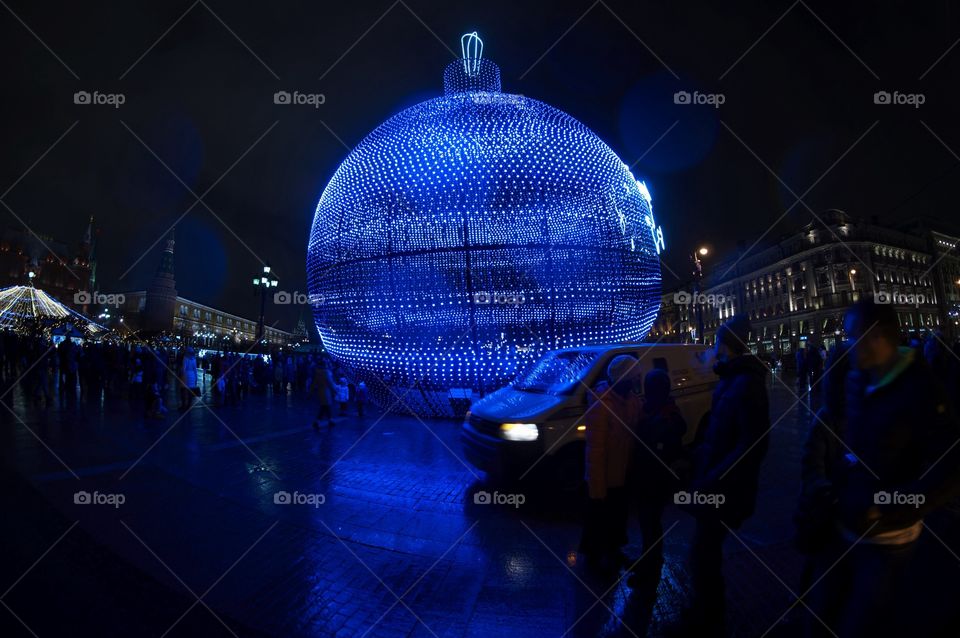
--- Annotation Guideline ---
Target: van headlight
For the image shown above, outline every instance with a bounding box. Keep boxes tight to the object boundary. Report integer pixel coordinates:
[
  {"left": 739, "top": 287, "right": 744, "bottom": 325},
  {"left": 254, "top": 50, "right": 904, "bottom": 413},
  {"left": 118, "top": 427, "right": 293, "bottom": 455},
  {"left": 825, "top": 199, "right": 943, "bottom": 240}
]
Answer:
[{"left": 500, "top": 423, "right": 539, "bottom": 441}]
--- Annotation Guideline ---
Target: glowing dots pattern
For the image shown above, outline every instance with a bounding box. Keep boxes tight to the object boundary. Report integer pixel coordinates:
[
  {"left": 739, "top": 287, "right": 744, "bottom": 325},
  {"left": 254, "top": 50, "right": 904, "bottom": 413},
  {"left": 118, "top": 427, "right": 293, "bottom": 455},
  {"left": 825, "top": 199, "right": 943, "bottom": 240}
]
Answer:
[{"left": 307, "top": 45, "right": 662, "bottom": 417}]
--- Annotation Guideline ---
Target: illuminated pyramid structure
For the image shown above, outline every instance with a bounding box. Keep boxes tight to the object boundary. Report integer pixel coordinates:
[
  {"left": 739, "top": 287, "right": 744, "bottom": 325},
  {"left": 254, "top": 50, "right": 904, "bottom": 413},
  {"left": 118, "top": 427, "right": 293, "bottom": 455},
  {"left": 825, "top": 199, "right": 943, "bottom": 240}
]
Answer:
[{"left": 0, "top": 285, "right": 105, "bottom": 336}]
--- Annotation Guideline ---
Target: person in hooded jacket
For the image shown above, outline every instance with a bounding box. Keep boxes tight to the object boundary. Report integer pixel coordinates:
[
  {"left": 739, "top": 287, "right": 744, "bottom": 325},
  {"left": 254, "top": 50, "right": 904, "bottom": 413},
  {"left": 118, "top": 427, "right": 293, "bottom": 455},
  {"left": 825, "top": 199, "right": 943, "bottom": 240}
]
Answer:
[
  {"left": 580, "top": 354, "right": 642, "bottom": 574},
  {"left": 671, "top": 314, "right": 770, "bottom": 636},
  {"left": 627, "top": 367, "right": 687, "bottom": 589}
]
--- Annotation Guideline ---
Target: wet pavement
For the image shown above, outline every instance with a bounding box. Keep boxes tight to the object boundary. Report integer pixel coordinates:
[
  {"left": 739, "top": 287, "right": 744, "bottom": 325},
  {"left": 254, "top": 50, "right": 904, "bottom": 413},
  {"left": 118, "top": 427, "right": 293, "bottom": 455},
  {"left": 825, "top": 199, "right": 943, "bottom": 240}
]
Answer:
[{"left": 1, "top": 370, "right": 957, "bottom": 637}]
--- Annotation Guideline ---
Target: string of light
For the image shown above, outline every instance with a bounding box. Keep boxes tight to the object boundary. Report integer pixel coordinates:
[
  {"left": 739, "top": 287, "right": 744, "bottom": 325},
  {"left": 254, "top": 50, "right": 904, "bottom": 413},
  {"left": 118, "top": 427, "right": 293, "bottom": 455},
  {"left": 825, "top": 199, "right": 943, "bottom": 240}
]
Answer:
[{"left": 0, "top": 285, "right": 105, "bottom": 335}]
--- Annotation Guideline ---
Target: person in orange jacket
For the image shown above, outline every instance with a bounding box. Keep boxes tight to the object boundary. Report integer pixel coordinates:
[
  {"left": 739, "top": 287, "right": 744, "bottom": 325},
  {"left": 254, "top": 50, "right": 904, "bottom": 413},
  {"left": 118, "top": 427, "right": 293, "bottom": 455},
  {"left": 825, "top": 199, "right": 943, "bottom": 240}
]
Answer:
[{"left": 579, "top": 354, "right": 642, "bottom": 574}]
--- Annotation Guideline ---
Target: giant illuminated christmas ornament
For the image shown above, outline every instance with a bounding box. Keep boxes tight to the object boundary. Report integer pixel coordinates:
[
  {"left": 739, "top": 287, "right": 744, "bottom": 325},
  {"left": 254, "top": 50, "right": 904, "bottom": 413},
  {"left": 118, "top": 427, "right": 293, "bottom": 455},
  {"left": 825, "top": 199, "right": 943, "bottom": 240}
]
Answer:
[{"left": 307, "top": 33, "right": 664, "bottom": 416}]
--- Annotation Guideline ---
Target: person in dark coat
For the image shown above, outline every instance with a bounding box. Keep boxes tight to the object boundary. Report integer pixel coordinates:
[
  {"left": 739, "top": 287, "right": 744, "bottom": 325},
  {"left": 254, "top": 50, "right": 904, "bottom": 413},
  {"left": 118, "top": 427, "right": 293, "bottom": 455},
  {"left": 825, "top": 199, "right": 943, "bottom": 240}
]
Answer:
[
  {"left": 672, "top": 314, "right": 770, "bottom": 635},
  {"left": 797, "top": 344, "right": 850, "bottom": 551},
  {"left": 355, "top": 381, "right": 368, "bottom": 417},
  {"left": 311, "top": 361, "right": 336, "bottom": 430},
  {"left": 807, "top": 343, "right": 824, "bottom": 392},
  {"left": 58, "top": 339, "right": 78, "bottom": 402},
  {"left": 627, "top": 368, "right": 686, "bottom": 589},
  {"left": 796, "top": 346, "right": 808, "bottom": 393},
  {"left": 795, "top": 344, "right": 851, "bottom": 636},
  {"left": 129, "top": 348, "right": 144, "bottom": 406},
  {"left": 810, "top": 300, "right": 960, "bottom": 636}
]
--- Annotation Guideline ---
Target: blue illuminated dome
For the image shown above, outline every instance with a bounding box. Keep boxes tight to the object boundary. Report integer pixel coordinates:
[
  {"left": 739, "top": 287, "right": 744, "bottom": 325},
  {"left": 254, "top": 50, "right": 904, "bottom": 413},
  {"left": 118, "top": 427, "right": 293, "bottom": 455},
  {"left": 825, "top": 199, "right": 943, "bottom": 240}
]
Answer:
[{"left": 307, "top": 34, "right": 663, "bottom": 416}]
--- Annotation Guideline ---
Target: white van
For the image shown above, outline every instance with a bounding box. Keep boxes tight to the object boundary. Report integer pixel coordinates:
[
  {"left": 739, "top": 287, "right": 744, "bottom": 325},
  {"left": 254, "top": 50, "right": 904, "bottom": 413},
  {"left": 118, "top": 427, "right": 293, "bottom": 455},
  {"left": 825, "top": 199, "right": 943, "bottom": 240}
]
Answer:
[{"left": 461, "top": 344, "right": 718, "bottom": 486}]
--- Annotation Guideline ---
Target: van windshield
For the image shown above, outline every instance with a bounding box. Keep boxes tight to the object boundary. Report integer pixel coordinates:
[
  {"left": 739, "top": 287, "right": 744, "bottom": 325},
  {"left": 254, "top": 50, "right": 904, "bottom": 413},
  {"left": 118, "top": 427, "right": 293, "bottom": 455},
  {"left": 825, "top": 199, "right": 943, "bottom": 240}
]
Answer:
[{"left": 512, "top": 350, "right": 602, "bottom": 395}]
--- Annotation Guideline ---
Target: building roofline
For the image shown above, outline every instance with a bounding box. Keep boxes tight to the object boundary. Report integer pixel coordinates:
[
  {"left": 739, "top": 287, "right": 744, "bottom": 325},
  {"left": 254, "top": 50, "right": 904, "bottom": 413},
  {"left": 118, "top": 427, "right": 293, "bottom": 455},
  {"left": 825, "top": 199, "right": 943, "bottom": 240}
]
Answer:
[{"left": 118, "top": 290, "right": 294, "bottom": 336}]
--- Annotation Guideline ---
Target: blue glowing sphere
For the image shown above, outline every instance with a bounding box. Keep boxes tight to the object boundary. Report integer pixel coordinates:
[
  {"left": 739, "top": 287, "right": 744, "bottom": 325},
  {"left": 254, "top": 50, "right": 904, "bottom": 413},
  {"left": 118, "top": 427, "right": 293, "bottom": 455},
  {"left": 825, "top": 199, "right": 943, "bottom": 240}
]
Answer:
[{"left": 307, "top": 56, "right": 662, "bottom": 416}]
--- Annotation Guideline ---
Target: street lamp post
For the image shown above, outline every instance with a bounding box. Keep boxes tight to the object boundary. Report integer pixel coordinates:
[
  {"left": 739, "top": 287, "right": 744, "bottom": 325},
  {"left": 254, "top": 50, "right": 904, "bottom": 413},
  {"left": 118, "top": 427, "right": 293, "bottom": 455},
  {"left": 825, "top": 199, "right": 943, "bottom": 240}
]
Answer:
[
  {"left": 692, "top": 246, "right": 709, "bottom": 344},
  {"left": 253, "top": 264, "right": 278, "bottom": 350},
  {"left": 954, "top": 279, "right": 960, "bottom": 339}
]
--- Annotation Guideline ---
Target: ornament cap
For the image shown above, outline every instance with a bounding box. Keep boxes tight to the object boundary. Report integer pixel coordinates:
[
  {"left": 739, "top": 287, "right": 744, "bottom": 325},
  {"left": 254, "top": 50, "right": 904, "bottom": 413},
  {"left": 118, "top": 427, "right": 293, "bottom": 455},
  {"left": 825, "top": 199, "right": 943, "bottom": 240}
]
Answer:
[{"left": 444, "top": 31, "right": 501, "bottom": 95}]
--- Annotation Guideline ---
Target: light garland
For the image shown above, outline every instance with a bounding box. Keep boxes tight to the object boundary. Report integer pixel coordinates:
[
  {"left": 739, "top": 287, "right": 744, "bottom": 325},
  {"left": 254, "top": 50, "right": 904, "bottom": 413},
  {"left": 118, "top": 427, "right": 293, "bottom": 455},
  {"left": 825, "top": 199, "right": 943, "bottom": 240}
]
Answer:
[
  {"left": 0, "top": 285, "right": 105, "bottom": 335},
  {"left": 307, "top": 34, "right": 663, "bottom": 416}
]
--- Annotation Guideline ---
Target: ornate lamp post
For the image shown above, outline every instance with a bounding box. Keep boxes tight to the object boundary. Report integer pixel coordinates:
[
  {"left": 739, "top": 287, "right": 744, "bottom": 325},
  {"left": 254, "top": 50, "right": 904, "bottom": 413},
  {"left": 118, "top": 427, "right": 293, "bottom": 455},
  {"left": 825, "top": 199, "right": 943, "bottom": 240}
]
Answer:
[
  {"left": 692, "top": 246, "right": 709, "bottom": 344},
  {"left": 252, "top": 264, "right": 278, "bottom": 349}
]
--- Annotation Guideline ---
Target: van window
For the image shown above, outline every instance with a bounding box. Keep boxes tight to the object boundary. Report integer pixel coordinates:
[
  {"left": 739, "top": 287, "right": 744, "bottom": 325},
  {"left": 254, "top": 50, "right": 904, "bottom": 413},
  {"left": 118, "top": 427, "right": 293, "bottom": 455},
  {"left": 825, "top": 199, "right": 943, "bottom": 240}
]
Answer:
[
  {"left": 512, "top": 350, "right": 602, "bottom": 395},
  {"left": 653, "top": 357, "right": 669, "bottom": 372}
]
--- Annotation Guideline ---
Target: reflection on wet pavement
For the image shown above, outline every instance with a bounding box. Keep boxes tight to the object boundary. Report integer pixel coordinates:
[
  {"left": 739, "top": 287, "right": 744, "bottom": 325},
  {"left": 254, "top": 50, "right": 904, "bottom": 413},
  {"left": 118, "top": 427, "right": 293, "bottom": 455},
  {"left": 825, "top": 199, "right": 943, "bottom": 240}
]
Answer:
[{"left": 2, "top": 371, "right": 957, "bottom": 636}]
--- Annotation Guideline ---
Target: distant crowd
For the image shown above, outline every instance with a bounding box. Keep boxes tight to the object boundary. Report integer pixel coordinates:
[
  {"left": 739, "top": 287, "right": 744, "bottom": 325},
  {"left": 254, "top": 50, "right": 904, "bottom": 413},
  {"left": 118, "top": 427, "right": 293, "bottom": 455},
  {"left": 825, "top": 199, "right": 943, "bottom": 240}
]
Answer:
[
  {"left": 793, "top": 330, "right": 960, "bottom": 399},
  {"left": 0, "top": 332, "right": 368, "bottom": 420}
]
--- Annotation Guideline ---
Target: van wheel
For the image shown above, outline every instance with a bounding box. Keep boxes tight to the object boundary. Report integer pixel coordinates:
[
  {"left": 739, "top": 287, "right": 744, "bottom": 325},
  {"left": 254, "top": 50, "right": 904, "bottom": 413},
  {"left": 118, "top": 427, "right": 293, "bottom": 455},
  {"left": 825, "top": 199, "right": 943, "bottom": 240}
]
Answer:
[{"left": 551, "top": 443, "right": 585, "bottom": 493}]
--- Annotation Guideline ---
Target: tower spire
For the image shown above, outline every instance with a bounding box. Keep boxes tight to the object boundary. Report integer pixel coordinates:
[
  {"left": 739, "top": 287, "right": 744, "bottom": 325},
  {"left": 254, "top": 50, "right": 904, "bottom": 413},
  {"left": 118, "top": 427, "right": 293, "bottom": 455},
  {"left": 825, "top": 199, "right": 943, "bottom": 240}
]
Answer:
[
  {"left": 87, "top": 216, "right": 97, "bottom": 292},
  {"left": 82, "top": 215, "right": 94, "bottom": 247},
  {"left": 143, "top": 225, "right": 178, "bottom": 332}
]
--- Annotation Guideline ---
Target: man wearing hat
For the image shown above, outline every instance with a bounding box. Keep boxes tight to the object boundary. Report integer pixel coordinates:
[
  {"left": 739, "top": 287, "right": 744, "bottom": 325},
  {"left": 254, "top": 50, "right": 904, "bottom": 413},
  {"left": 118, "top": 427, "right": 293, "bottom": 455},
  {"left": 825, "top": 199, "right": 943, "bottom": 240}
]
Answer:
[
  {"left": 580, "top": 354, "right": 643, "bottom": 573},
  {"left": 673, "top": 314, "right": 771, "bottom": 635}
]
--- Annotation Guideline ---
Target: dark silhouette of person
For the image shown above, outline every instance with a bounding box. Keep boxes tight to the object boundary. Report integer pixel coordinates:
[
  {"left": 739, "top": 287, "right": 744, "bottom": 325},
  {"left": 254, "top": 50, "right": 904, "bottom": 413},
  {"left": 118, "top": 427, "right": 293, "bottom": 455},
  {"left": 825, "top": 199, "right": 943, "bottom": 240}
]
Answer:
[
  {"left": 671, "top": 315, "right": 770, "bottom": 636},
  {"left": 312, "top": 361, "right": 336, "bottom": 430},
  {"left": 627, "top": 368, "right": 686, "bottom": 590},
  {"left": 809, "top": 300, "right": 960, "bottom": 636}
]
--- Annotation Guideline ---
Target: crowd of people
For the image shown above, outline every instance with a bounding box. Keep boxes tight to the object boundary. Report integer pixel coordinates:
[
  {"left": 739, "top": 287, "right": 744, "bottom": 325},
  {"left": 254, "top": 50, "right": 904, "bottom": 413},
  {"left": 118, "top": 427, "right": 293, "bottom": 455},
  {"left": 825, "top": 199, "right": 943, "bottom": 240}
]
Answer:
[
  {"left": 0, "top": 331, "right": 369, "bottom": 421},
  {"left": 579, "top": 301, "right": 960, "bottom": 637}
]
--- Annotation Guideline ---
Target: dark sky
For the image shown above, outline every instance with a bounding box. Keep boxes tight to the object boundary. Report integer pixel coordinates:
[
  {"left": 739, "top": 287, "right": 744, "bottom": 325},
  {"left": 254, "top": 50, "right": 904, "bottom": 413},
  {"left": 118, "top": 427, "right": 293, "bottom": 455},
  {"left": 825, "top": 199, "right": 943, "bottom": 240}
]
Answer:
[{"left": 3, "top": 0, "right": 959, "bottom": 329}]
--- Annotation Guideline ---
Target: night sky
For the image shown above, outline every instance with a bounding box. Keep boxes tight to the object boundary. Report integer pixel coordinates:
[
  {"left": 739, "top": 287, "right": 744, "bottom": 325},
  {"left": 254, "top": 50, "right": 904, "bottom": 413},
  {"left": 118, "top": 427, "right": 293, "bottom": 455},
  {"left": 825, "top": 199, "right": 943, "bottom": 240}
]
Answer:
[{"left": 3, "top": 0, "right": 959, "bottom": 330}]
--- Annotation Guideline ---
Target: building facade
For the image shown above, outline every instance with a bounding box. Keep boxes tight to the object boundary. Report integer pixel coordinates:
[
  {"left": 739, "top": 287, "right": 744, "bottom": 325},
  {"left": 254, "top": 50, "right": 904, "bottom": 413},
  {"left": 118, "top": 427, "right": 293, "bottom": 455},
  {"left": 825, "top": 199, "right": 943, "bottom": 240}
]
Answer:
[
  {"left": 116, "top": 291, "right": 292, "bottom": 347},
  {"left": 112, "top": 227, "right": 293, "bottom": 348},
  {"left": 651, "top": 211, "right": 959, "bottom": 357}
]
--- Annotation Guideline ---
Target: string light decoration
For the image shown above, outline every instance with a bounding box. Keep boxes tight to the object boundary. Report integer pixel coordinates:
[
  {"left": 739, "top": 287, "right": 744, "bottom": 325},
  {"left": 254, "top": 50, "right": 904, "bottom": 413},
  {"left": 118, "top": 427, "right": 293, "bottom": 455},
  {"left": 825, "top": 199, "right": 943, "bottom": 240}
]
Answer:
[
  {"left": 0, "top": 285, "right": 105, "bottom": 336},
  {"left": 307, "top": 33, "right": 664, "bottom": 417}
]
